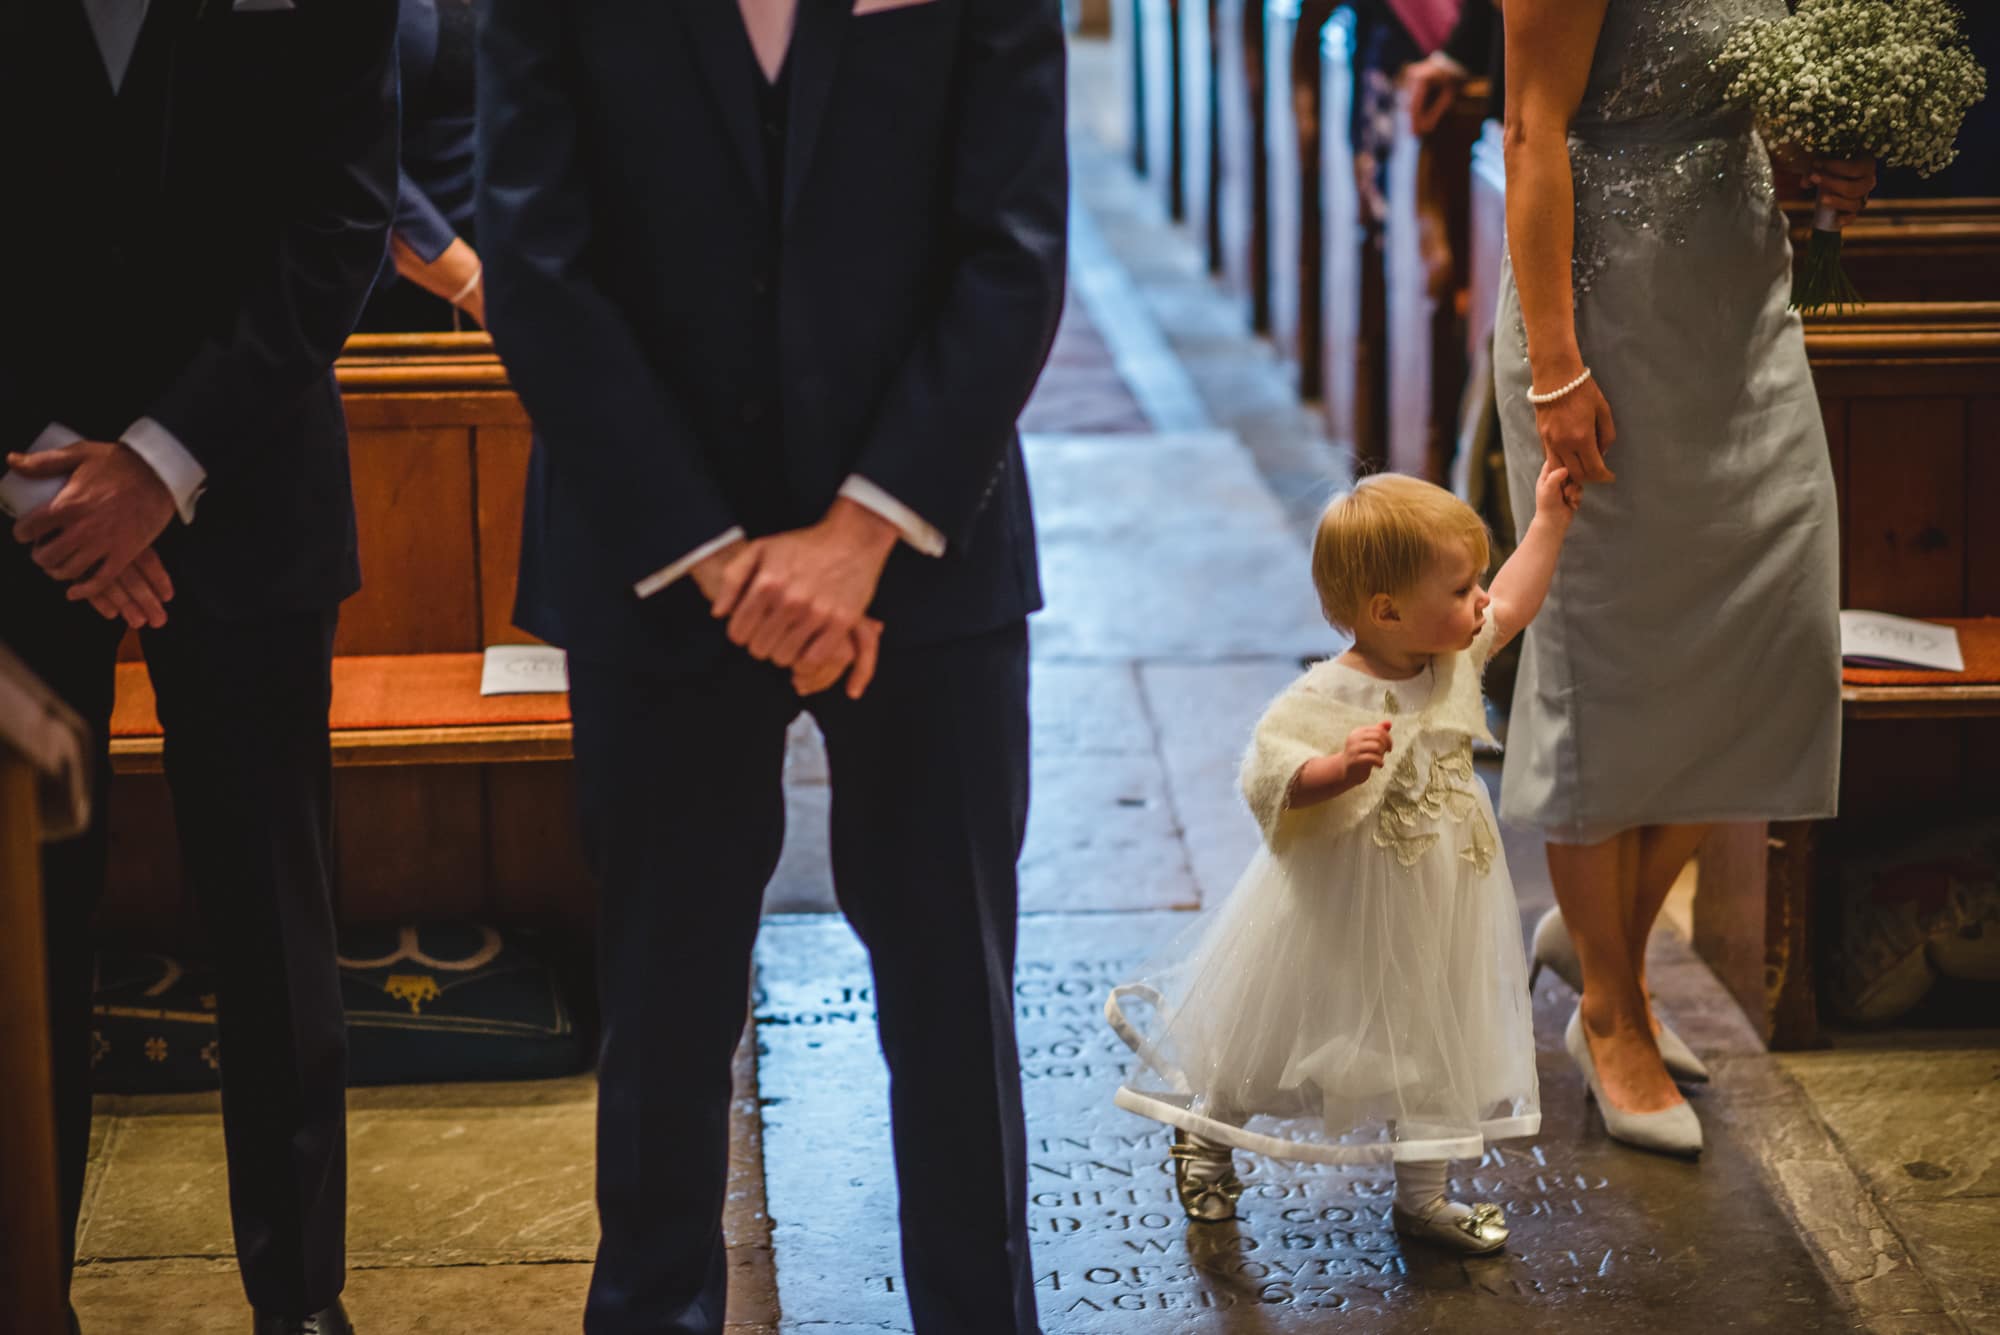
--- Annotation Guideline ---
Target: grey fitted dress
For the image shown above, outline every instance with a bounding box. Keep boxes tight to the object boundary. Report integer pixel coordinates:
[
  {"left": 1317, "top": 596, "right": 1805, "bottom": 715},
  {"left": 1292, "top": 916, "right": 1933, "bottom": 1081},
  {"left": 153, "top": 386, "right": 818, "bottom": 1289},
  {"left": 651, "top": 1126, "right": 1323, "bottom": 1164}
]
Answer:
[{"left": 1494, "top": 0, "right": 1841, "bottom": 844}]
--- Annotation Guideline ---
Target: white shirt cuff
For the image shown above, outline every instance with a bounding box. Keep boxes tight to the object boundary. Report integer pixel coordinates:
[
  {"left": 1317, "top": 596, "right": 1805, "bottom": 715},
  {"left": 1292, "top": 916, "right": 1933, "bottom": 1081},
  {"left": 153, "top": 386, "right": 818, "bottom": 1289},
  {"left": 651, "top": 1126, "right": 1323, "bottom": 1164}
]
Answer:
[
  {"left": 0, "top": 423, "right": 83, "bottom": 520},
  {"left": 634, "top": 527, "right": 746, "bottom": 599},
  {"left": 121, "top": 417, "right": 207, "bottom": 524},
  {"left": 839, "top": 475, "right": 946, "bottom": 558},
  {"left": 1432, "top": 51, "right": 1469, "bottom": 77}
]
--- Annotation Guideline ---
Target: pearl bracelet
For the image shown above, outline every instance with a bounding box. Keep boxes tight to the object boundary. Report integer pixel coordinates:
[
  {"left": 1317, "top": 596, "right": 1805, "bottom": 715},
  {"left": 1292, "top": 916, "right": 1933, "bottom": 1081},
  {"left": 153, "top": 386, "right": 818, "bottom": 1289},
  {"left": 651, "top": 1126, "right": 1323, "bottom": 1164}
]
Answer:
[{"left": 1527, "top": 367, "right": 1592, "bottom": 405}]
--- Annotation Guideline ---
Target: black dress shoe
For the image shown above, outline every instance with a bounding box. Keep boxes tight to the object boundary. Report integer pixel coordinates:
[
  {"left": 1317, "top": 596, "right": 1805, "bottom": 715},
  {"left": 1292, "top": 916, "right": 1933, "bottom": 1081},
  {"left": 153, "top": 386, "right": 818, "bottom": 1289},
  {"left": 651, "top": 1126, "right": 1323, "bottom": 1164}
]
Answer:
[{"left": 252, "top": 1300, "right": 353, "bottom": 1335}]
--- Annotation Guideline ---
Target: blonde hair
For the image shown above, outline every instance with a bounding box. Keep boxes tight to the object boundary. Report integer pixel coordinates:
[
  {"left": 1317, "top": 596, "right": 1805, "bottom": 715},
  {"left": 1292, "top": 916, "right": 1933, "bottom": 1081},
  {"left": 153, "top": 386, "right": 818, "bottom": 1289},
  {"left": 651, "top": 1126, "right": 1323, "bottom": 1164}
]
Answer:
[{"left": 1311, "top": 473, "right": 1491, "bottom": 630}]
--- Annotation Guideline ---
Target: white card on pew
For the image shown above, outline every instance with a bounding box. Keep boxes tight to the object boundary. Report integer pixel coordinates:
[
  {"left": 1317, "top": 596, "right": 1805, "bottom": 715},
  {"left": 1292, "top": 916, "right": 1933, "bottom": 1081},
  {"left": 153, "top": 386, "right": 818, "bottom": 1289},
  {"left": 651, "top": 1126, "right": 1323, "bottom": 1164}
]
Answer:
[
  {"left": 480, "top": 644, "right": 570, "bottom": 695},
  {"left": 1839, "top": 610, "right": 1965, "bottom": 672}
]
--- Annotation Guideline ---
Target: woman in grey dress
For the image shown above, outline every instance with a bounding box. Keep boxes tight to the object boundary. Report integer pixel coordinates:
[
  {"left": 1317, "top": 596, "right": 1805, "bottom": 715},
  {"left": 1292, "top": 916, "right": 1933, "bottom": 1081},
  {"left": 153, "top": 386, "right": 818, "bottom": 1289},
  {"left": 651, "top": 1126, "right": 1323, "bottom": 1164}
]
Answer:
[{"left": 1493, "top": 0, "right": 1875, "bottom": 1155}]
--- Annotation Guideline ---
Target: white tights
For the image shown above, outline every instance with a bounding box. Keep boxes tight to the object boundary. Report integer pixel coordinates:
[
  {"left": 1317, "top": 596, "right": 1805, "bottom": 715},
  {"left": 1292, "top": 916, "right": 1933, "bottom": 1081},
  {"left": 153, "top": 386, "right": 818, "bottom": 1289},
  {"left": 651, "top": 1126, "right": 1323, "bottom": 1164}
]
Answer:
[{"left": 1393, "top": 1158, "right": 1470, "bottom": 1223}]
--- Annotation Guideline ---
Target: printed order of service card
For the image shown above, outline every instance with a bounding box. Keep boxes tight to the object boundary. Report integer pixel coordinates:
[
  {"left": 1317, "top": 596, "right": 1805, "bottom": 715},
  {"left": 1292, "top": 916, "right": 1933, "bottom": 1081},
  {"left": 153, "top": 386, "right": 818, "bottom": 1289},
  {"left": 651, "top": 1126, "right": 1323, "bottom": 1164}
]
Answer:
[
  {"left": 1838, "top": 610, "right": 1965, "bottom": 673},
  {"left": 480, "top": 644, "right": 570, "bottom": 695}
]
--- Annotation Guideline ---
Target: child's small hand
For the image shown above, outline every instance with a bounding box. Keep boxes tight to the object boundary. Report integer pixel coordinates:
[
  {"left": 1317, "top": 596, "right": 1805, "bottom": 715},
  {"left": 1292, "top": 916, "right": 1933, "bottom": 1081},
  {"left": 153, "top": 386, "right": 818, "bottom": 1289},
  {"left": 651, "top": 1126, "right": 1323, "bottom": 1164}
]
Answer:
[
  {"left": 1340, "top": 722, "right": 1393, "bottom": 778},
  {"left": 1534, "top": 460, "right": 1582, "bottom": 528}
]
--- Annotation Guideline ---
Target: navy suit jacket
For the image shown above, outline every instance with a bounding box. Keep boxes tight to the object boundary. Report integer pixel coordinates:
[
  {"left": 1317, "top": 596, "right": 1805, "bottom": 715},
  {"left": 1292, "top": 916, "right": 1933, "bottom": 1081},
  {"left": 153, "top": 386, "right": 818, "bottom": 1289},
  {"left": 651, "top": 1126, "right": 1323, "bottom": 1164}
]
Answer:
[
  {"left": 0, "top": 0, "right": 399, "bottom": 617},
  {"left": 476, "top": 0, "right": 1068, "bottom": 667}
]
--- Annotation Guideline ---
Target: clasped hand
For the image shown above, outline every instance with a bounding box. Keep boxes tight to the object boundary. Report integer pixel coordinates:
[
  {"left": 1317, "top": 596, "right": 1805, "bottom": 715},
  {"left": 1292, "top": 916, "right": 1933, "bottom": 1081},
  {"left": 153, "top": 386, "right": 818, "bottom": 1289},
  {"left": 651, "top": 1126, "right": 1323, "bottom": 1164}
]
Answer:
[
  {"left": 6, "top": 440, "right": 177, "bottom": 629},
  {"left": 691, "top": 497, "right": 899, "bottom": 699}
]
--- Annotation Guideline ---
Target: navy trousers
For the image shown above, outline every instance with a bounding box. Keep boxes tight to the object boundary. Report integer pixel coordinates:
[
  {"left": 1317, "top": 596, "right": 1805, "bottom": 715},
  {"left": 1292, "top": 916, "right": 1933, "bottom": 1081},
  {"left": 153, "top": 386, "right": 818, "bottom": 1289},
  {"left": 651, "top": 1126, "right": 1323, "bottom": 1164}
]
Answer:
[
  {"left": 571, "top": 623, "right": 1039, "bottom": 1335},
  {"left": 1, "top": 538, "right": 347, "bottom": 1318}
]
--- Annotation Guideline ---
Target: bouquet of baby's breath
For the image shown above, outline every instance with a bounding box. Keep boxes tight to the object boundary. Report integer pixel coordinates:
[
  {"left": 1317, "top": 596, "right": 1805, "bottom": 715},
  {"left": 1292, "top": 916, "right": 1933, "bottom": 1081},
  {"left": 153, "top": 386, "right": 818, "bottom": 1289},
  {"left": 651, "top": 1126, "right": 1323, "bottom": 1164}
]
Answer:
[{"left": 1715, "top": 0, "right": 1987, "bottom": 313}]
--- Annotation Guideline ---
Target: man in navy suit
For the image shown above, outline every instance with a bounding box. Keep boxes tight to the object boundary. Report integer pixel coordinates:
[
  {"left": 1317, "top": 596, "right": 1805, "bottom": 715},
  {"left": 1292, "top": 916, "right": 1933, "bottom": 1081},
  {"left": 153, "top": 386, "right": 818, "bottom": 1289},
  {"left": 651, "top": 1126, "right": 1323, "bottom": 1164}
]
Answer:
[
  {"left": 476, "top": 0, "right": 1066, "bottom": 1329},
  {"left": 0, "top": 2, "right": 397, "bottom": 1330}
]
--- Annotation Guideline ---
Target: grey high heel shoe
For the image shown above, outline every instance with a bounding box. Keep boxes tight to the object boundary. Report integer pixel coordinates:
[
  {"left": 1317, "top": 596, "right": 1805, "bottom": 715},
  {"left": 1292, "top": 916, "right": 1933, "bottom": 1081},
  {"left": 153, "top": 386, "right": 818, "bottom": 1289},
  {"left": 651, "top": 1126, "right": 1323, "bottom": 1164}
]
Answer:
[
  {"left": 1529, "top": 907, "right": 1710, "bottom": 1084},
  {"left": 1565, "top": 1006, "right": 1702, "bottom": 1158}
]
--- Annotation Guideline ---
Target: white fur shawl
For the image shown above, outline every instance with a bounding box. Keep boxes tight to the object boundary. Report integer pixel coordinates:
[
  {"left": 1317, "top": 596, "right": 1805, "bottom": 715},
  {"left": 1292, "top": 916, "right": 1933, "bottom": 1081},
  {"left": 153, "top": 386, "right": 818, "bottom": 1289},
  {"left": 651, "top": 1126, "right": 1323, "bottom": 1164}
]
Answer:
[{"left": 1239, "top": 622, "right": 1498, "bottom": 852}]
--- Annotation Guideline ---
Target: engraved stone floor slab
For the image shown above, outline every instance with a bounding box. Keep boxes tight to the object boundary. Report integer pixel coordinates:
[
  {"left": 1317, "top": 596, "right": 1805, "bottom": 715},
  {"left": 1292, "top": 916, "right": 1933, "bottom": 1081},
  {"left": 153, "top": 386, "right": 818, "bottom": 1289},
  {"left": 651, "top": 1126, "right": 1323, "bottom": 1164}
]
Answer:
[
  {"left": 754, "top": 912, "right": 1850, "bottom": 1332},
  {"left": 1024, "top": 433, "right": 1330, "bottom": 664}
]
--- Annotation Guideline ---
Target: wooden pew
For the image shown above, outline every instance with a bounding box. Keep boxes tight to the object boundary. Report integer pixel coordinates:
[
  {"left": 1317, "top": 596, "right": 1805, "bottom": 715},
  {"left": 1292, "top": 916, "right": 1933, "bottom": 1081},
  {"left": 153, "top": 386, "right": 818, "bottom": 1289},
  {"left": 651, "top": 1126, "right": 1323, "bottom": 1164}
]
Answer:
[
  {"left": 102, "top": 335, "right": 592, "bottom": 937},
  {"left": 1179, "top": 0, "right": 1220, "bottom": 269},
  {"left": 1786, "top": 197, "right": 2000, "bottom": 301},
  {"left": 1215, "top": 0, "right": 1271, "bottom": 329},
  {"left": 1265, "top": 0, "right": 1346, "bottom": 405},
  {"left": 1696, "top": 302, "right": 2000, "bottom": 1048},
  {"left": 1453, "top": 118, "right": 1508, "bottom": 502},
  {"left": 1313, "top": 6, "right": 1361, "bottom": 451},
  {"left": 1138, "top": 0, "right": 1185, "bottom": 220},
  {"left": 1114, "top": 0, "right": 1147, "bottom": 174},
  {"left": 1381, "top": 83, "right": 1492, "bottom": 482}
]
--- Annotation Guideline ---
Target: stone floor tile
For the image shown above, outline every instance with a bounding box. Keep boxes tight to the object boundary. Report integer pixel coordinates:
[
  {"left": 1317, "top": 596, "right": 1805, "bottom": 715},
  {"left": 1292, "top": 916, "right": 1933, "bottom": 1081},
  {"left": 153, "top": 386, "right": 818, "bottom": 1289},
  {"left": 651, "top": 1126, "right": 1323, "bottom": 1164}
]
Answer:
[
  {"left": 1033, "top": 663, "right": 1159, "bottom": 758},
  {"left": 1889, "top": 1199, "right": 2000, "bottom": 1318},
  {"left": 1807, "top": 1083, "right": 2000, "bottom": 1203},
  {"left": 71, "top": 1260, "right": 253, "bottom": 1334},
  {"left": 764, "top": 784, "right": 836, "bottom": 915},
  {"left": 1021, "top": 754, "right": 1198, "bottom": 914},
  {"left": 1138, "top": 660, "right": 1304, "bottom": 903},
  {"left": 1863, "top": 1316, "right": 1974, "bottom": 1335},
  {"left": 75, "top": 1110, "right": 235, "bottom": 1261},
  {"left": 345, "top": 1098, "right": 598, "bottom": 1266},
  {"left": 1022, "top": 295, "right": 1153, "bottom": 436},
  {"left": 1780, "top": 1046, "right": 2000, "bottom": 1103},
  {"left": 1025, "top": 433, "right": 1332, "bottom": 663},
  {"left": 1068, "top": 207, "right": 1210, "bottom": 432},
  {"left": 754, "top": 912, "right": 1854, "bottom": 1332}
]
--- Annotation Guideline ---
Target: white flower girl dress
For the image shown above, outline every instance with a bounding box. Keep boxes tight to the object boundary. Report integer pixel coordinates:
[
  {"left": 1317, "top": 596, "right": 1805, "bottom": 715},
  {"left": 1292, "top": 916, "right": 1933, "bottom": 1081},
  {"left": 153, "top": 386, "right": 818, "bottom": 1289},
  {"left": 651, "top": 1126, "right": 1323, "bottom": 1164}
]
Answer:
[{"left": 1108, "top": 621, "right": 1539, "bottom": 1164}]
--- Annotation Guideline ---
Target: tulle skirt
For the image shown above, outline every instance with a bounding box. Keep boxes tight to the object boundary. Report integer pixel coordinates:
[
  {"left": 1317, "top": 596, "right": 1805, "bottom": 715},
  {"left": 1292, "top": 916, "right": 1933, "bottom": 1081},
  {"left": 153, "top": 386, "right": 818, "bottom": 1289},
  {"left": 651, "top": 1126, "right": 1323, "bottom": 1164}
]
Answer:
[{"left": 1108, "top": 790, "right": 1540, "bottom": 1163}]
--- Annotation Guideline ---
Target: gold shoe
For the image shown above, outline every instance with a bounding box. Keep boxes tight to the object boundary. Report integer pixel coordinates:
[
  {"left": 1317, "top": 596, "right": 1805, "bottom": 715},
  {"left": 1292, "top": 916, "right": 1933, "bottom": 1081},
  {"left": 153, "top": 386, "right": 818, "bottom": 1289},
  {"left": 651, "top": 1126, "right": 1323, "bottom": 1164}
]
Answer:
[
  {"left": 1391, "top": 1199, "right": 1510, "bottom": 1255},
  {"left": 1169, "top": 1128, "right": 1243, "bottom": 1222}
]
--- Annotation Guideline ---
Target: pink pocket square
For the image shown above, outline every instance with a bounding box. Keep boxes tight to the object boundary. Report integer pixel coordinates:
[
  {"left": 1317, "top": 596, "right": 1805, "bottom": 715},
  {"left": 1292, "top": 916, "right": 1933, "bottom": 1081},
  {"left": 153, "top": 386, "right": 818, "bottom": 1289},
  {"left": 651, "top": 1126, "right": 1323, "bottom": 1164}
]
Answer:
[{"left": 852, "top": 0, "right": 937, "bottom": 14}]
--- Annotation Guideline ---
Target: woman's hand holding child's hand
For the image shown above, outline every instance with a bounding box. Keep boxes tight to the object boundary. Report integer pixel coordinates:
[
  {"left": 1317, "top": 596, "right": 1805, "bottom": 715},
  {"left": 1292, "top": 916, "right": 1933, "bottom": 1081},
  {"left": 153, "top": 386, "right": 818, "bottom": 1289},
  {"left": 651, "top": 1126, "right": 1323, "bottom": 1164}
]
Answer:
[{"left": 1534, "top": 460, "right": 1582, "bottom": 530}]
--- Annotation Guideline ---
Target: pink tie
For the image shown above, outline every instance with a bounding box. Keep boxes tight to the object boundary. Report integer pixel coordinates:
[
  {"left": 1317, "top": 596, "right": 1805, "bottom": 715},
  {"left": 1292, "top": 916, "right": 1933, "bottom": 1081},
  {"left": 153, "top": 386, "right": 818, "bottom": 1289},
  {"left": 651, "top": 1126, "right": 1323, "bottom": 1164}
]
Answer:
[{"left": 739, "top": 0, "right": 798, "bottom": 82}]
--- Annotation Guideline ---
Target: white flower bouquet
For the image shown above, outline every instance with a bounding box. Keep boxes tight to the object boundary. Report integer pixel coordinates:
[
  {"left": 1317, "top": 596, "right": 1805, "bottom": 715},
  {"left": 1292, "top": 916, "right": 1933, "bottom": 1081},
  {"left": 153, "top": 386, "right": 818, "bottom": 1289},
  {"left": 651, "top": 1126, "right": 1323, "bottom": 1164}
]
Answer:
[{"left": 1715, "top": 0, "right": 1988, "bottom": 313}]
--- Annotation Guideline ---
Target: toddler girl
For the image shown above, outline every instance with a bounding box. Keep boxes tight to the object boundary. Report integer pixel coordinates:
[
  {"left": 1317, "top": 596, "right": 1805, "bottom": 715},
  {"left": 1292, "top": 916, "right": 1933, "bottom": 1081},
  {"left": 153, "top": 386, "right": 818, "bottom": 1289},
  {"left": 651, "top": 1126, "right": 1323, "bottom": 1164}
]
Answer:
[{"left": 1106, "top": 463, "right": 1579, "bottom": 1253}]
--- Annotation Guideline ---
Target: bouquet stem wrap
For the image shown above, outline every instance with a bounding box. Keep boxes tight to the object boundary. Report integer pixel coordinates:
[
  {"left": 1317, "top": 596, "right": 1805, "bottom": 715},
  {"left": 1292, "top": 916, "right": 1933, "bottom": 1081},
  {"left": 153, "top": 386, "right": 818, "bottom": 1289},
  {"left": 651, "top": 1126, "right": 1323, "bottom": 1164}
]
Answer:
[{"left": 1796, "top": 201, "right": 1862, "bottom": 316}]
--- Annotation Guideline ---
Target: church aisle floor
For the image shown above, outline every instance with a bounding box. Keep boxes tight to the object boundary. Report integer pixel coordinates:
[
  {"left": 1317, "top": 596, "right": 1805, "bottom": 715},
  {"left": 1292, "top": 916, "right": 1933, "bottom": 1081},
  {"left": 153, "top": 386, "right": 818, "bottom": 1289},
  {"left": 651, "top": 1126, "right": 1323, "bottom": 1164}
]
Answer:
[{"left": 62, "top": 33, "right": 1992, "bottom": 1335}]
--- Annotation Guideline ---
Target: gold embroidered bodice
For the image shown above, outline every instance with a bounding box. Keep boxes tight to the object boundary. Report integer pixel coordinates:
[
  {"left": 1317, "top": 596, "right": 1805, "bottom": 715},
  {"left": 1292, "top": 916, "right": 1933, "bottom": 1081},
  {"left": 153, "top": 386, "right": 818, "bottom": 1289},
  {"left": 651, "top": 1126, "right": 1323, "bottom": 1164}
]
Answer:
[{"left": 1371, "top": 733, "right": 1497, "bottom": 877}]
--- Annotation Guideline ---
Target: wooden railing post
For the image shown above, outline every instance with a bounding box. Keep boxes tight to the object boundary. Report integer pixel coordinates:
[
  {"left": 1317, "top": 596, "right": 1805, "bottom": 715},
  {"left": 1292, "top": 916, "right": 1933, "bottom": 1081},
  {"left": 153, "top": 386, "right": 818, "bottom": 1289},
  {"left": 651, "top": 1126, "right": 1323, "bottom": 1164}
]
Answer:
[
  {"left": 1139, "top": 0, "right": 1184, "bottom": 219},
  {"left": 1179, "top": 0, "right": 1220, "bottom": 271},
  {"left": 0, "top": 655, "right": 82, "bottom": 1335},
  {"left": 1315, "top": 6, "right": 1358, "bottom": 441},
  {"left": 1215, "top": 0, "right": 1270, "bottom": 329}
]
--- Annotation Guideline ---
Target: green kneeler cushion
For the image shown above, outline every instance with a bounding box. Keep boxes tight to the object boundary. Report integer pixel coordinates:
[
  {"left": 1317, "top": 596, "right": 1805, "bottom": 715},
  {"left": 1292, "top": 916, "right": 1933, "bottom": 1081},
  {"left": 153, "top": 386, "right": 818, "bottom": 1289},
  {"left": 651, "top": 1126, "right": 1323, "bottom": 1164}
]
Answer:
[{"left": 91, "top": 924, "right": 587, "bottom": 1094}]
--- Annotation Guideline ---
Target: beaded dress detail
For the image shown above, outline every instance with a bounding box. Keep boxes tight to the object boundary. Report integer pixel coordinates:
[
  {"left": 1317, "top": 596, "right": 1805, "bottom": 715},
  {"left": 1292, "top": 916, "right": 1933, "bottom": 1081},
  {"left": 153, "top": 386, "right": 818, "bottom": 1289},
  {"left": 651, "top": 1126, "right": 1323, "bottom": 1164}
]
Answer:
[{"left": 1491, "top": 0, "right": 1842, "bottom": 844}]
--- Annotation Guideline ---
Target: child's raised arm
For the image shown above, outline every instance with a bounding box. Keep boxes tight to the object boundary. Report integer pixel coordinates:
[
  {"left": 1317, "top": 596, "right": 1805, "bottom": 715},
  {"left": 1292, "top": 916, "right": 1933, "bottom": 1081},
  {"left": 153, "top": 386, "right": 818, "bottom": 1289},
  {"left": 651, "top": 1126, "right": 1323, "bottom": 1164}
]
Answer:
[{"left": 1488, "top": 459, "right": 1581, "bottom": 652}]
